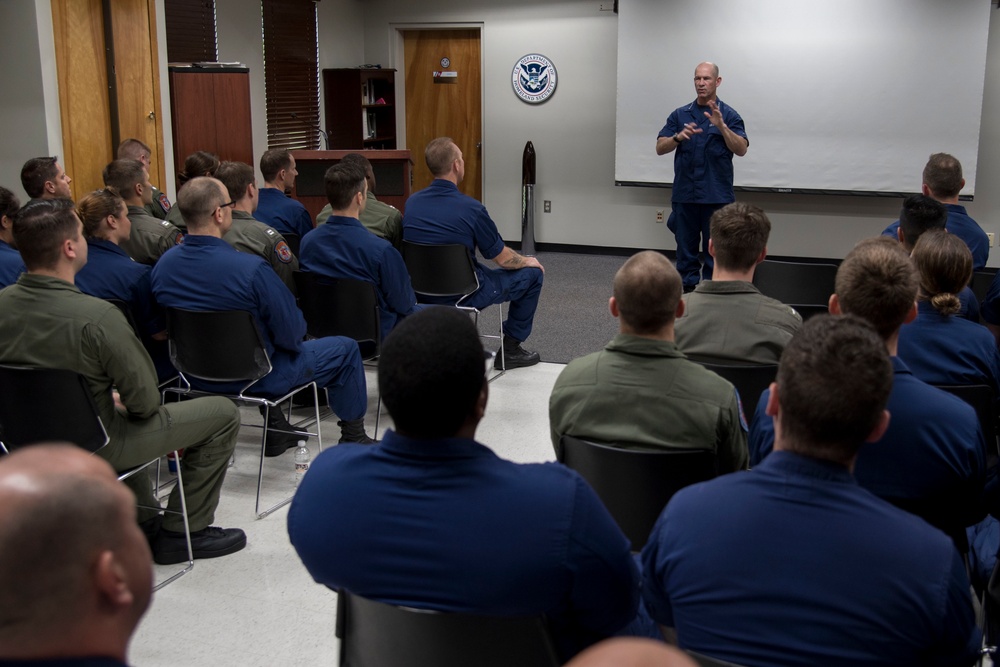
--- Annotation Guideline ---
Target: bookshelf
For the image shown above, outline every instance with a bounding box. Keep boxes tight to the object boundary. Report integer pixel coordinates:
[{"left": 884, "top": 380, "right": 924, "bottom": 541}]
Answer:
[{"left": 322, "top": 68, "right": 397, "bottom": 150}]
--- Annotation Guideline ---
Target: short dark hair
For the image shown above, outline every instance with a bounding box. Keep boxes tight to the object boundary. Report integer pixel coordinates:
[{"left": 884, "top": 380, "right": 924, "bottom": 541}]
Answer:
[
  {"left": 340, "top": 153, "right": 374, "bottom": 179},
  {"left": 923, "top": 153, "right": 963, "bottom": 199},
  {"left": 76, "top": 189, "right": 125, "bottom": 239},
  {"left": 709, "top": 202, "right": 770, "bottom": 271},
  {"left": 20, "top": 157, "right": 60, "bottom": 199},
  {"left": 911, "top": 230, "right": 972, "bottom": 317},
  {"left": 177, "top": 177, "right": 227, "bottom": 231},
  {"left": 0, "top": 186, "right": 21, "bottom": 223},
  {"left": 260, "top": 149, "right": 292, "bottom": 182},
  {"left": 612, "top": 251, "right": 681, "bottom": 334},
  {"left": 116, "top": 138, "right": 150, "bottom": 161},
  {"left": 215, "top": 161, "right": 255, "bottom": 202},
  {"left": 378, "top": 307, "right": 486, "bottom": 438},
  {"left": 102, "top": 160, "right": 145, "bottom": 197},
  {"left": 835, "top": 237, "right": 917, "bottom": 340},
  {"left": 12, "top": 198, "right": 80, "bottom": 271},
  {"left": 425, "top": 138, "right": 458, "bottom": 177},
  {"left": 898, "top": 194, "right": 946, "bottom": 249},
  {"left": 324, "top": 163, "right": 366, "bottom": 211},
  {"left": 178, "top": 151, "right": 220, "bottom": 185},
  {"left": 776, "top": 314, "right": 892, "bottom": 463}
]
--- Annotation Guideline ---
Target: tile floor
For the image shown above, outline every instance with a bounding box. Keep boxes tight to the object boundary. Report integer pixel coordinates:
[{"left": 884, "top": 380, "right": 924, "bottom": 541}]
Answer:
[{"left": 130, "top": 361, "right": 565, "bottom": 666}]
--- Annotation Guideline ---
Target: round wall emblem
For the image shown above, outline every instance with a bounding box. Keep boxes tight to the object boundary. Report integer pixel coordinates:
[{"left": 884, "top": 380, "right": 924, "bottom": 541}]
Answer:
[{"left": 512, "top": 54, "right": 557, "bottom": 104}]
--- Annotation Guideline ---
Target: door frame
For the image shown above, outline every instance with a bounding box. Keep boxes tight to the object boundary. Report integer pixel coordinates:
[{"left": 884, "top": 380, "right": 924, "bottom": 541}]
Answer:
[{"left": 390, "top": 22, "right": 485, "bottom": 197}]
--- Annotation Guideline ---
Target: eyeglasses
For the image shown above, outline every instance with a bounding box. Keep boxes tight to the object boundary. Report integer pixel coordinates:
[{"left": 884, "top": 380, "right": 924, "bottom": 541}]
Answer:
[{"left": 218, "top": 200, "right": 237, "bottom": 210}]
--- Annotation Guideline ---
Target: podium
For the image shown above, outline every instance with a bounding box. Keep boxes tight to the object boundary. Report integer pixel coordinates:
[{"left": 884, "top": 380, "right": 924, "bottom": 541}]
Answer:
[{"left": 290, "top": 150, "right": 412, "bottom": 222}]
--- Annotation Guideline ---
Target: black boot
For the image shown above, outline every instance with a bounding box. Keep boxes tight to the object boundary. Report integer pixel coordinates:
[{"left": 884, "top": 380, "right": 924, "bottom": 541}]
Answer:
[
  {"left": 261, "top": 405, "right": 308, "bottom": 457},
  {"left": 495, "top": 336, "right": 540, "bottom": 370},
  {"left": 338, "top": 418, "right": 376, "bottom": 444}
]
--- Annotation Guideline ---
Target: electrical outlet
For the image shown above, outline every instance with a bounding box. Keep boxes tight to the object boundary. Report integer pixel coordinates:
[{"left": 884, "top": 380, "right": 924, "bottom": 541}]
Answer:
[
  {"left": 989, "top": 232, "right": 995, "bottom": 248},
  {"left": 543, "top": 200, "right": 551, "bottom": 213},
  {"left": 655, "top": 209, "right": 665, "bottom": 223}
]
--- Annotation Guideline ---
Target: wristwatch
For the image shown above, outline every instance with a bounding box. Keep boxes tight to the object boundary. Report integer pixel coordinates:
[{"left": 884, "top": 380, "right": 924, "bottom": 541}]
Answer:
[{"left": 672, "top": 134, "right": 682, "bottom": 142}]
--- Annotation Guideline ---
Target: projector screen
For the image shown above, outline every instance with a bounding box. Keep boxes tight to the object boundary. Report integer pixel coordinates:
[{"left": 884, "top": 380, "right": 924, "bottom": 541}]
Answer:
[{"left": 614, "top": 0, "right": 991, "bottom": 196}]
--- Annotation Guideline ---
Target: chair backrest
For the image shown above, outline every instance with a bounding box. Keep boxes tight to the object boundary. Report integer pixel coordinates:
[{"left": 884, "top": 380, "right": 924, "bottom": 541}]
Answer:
[
  {"left": 971, "top": 270, "right": 994, "bottom": 306},
  {"left": 689, "top": 357, "right": 779, "bottom": 410},
  {"left": 752, "top": 260, "right": 839, "bottom": 306},
  {"left": 282, "top": 232, "right": 301, "bottom": 257},
  {"left": 337, "top": 590, "right": 559, "bottom": 667},
  {"left": 933, "top": 384, "right": 997, "bottom": 456},
  {"left": 293, "top": 272, "right": 380, "bottom": 359},
  {"left": 559, "top": 435, "right": 717, "bottom": 551},
  {"left": 0, "top": 365, "right": 109, "bottom": 454},
  {"left": 401, "top": 241, "right": 479, "bottom": 300},
  {"left": 106, "top": 298, "right": 144, "bottom": 340},
  {"left": 165, "top": 308, "right": 271, "bottom": 384}
]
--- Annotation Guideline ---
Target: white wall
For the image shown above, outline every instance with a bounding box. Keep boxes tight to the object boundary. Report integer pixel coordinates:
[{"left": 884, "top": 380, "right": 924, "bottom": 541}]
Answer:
[
  {"left": 6, "top": 1, "right": 1000, "bottom": 265},
  {"left": 0, "top": 0, "right": 62, "bottom": 201},
  {"left": 358, "top": 0, "right": 1000, "bottom": 265}
]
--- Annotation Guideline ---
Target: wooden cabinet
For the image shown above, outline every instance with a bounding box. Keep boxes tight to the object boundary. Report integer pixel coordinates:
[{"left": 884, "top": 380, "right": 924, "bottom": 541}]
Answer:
[
  {"left": 323, "top": 68, "right": 397, "bottom": 150},
  {"left": 291, "top": 149, "right": 412, "bottom": 220},
  {"left": 168, "top": 66, "right": 253, "bottom": 169}
]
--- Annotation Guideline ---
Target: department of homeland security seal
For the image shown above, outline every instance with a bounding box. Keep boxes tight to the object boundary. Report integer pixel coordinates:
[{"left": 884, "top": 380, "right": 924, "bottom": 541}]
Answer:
[{"left": 512, "top": 54, "right": 557, "bottom": 104}]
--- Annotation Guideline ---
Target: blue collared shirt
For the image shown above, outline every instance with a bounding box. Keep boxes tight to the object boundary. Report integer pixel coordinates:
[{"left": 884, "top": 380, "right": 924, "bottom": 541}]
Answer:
[
  {"left": 75, "top": 238, "right": 163, "bottom": 337},
  {"left": 287, "top": 429, "right": 639, "bottom": 662},
  {"left": 658, "top": 99, "right": 747, "bottom": 204},
  {"left": 300, "top": 215, "right": 417, "bottom": 336},
  {"left": 898, "top": 300, "right": 1000, "bottom": 394},
  {"left": 641, "top": 450, "right": 980, "bottom": 667},
  {"left": 0, "top": 239, "right": 26, "bottom": 289},
  {"left": 255, "top": 187, "right": 314, "bottom": 239},
  {"left": 881, "top": 203, "right": 989, "bottom": 271},
  {"left": 749, "top": 357, "right": 985, "bottom": 538}
]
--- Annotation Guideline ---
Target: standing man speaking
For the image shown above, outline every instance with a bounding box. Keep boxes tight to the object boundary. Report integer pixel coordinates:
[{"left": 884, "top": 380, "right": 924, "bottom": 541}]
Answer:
[{"left": 657, "top": 62, "right": 748, "bottom": 292}]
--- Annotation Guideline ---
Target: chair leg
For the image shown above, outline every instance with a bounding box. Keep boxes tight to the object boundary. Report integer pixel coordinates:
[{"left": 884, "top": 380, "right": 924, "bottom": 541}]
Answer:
[{"left": 154, "top": 450, "right": 194, "bottom": 591}]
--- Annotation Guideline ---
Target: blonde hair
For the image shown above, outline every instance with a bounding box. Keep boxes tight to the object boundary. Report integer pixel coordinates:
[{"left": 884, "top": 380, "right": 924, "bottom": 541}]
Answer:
[
  {"left": 911, "top": 230, "right": 972, "bottom": 317},
  {"left": 76, "top": 189, "right": 125, "bottom": 239}
]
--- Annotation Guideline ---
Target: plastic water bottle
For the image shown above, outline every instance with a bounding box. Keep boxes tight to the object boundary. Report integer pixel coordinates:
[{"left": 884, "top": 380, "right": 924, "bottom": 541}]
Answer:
[{"left": 293, "top": 440, "right": 311, "bottom": 486}]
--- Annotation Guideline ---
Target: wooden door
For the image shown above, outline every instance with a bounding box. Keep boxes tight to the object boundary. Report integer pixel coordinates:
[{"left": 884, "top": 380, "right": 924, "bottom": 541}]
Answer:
[
  {"left": 51, "top": 0, "right": 166, "bottom": 200},
  {"left": 403, "top": 29, "right": 482, "bottom": 200},
  {"left": 52, "top": 0, "right": 113, "bottom": 199},
  {"left": 110, "top": 0, "right": 166, "bottom": 189}
]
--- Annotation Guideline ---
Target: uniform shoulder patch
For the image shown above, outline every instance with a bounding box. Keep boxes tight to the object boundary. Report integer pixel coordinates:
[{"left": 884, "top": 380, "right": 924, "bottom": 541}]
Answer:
[
  {"left": 175, "top": 232, "right": 184, "bottom": 245},
  {"left": 158, "top": 192, "right": 172, "bottom": 212},
  {"left": 275, "top": 240, "right": 293, "bottom": 263}
]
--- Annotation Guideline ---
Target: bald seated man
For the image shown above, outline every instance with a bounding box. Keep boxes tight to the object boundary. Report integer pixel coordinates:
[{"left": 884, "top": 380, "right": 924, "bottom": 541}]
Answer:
[
  {"left": 0, "top": 444, "right": 153, "bottom": 666},
  {"left": 565, "top": 639, "right": 699, "bottom": 667}
]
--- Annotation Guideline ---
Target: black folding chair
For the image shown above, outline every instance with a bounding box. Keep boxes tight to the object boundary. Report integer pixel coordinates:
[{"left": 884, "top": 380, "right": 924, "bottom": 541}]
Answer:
[
  {"left": 688, "top": 357, "right": 779, "bottom": 411},
  {"left": 336, "top": 590, "right": 559, "bottom": 667},
  {"left": 559, "top": 435, "right": 717, "bottom": 551},
  {"left": 294, "top": 271, "right": 382, "bottom": 436},
  {"left": 0, "top": 364, "right": 193, "bottom": 589},
  {"left": 162, "top": 308, "right": 323, "bottom": 519},
  {"left": 282, "top": 232, "right": 301, "bottom": 257},
  {"left": 401, "top": 241, "right": 505, "bottom": 381},
  {"left": 752, "top": 260, "right": 838, "bottom": 307}
]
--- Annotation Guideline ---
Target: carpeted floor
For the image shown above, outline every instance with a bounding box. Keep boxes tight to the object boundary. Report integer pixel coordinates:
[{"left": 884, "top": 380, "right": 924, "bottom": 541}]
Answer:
[{"left": 478, "top": 251, "right": 637, "bottom": 365}]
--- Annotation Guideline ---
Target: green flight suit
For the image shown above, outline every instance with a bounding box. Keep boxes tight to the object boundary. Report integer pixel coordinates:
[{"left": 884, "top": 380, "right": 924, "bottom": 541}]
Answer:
[
  {"left": 121, "top": 205, "right": 183, "bottom": 266},
  {"left": 165, "top": 202, "right": 186, "bottom": 231},
  {"left": 0, "top": 274, "right": 240, "bottom": 531},
  {"left": 676, "top": 280, "right": 802, "bottom": 364},
  {"left": 316, "top": 191, "right": 402, "bottom": 249},
  {"left": 548, "top": 334, "right": 748, "bottom": 472},
  {"left": 224, "top": 210, "right": 299, "bottom": 294},
  {"left": 144, "top": 185, "right": 172, "bottom": 220}
]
